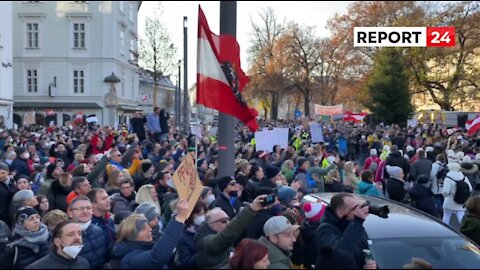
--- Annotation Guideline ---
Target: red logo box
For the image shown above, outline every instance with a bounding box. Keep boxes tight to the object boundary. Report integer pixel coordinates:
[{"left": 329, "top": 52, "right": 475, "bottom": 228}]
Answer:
[{"left": 426, "top": 26, "right": 456, "bottom": 47}]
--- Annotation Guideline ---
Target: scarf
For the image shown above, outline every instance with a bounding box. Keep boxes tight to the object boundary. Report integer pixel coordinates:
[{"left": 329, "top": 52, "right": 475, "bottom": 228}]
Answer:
[
  {"left": 109, "top": 160, "right": 125, "bottom": 171},
  {"left": 14, "top": 223, "right": 49, "bottom": 244}
]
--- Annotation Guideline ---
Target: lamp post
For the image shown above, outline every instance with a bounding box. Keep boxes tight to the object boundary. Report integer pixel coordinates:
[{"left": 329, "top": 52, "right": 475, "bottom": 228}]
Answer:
[
  {"left": 103, "top": 72, "right": 121, "bottom": 128},
  {"left": 176, "top": 60, "right": 182, "bottom": 129},
  {"left": 183, "top": 16, "right": 190, "bottom": 133}
]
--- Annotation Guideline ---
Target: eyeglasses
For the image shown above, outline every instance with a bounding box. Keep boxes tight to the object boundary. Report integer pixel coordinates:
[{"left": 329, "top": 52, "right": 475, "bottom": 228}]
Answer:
[
  {"left": 209, "top": 217, "right": 230, "bottom": 224},
  {"left": 71, "top": 206, "right": 93, "bottom": 211}
]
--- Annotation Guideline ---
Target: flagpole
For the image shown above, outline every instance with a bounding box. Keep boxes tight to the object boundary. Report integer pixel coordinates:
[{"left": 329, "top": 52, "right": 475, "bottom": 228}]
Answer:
[{"left": 217, "top": 1, "right": 237, "bottom": 179}]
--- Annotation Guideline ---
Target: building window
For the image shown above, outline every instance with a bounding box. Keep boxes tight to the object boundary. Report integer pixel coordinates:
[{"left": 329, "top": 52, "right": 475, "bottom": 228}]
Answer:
[
  {"left": 26, "top": 23, "right": 39, "bottom": 49},
  {"left": 129, "top": 2, "right": 134, "bottom": 21},
  {"left": 119, "top": 1, "right": 124, "bottom": 13},
  {"left": 73, "top": 70, "right": 85, "bottom": 93},
  {"left": 130, "top": 38, "right": 135, "bottom": 61},
  {"left": 73, "top": 23, "right": 86, "bottom": 48},
  {"left": 27, "top": 69, "right": 38, "bottom": 92},
  {"left": 120, "top": 30, "right": 125, "bottom": 55}
]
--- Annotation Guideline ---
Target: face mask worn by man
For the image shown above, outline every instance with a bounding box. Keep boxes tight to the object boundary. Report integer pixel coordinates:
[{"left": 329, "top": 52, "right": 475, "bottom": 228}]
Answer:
[
  {"left": 193, "top": 215, "right": 206, "bottom": 226},
  {"left": 206, "top": 194, "right": 216, "bottom": 205},
  {"left": 63, "top": 244, "right": 83, "bottom": 259}
]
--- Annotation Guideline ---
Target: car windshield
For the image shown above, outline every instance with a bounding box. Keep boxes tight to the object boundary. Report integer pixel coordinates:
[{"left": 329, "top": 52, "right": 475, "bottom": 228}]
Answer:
[{"left": 370, "top": 237, "right": 480, "bottom": 269}]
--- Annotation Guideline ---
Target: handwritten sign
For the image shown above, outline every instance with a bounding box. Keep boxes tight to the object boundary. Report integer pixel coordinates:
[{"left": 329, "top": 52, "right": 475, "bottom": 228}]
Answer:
[
  {"left": 172, "top": 152, "right": 203, "bottom": 216},
  {"left": 310, "top": 122, "right": 324, "bottom": 143}
]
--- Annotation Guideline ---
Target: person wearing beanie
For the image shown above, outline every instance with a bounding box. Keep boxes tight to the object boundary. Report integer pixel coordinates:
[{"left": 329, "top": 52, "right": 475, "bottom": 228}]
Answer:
[
  {"left": 277, "top": 186, "right": 300, "bottom": 208},
  {"left": 364, "top": 149, "right": 381, "bottom": 173},
  {"left": 442, "top": 162, "right": 472, "bottom": 226},
  {"left": 38, "top": 163, "right": 64, "bottom": 197},
  {"left": 260, "top": 165, "right": 282, "bottom": 189},
  {"left": 294, "top": 156, "right": 320, "bottom": 194},
  {"left": 408, "top": 175, "right": 438, "bottom": 217},
  {"left": 0, "top": 162, "right": 12, "bottom": 225},
  {"left": 385, "top": 145, "right": 410, "bottom": 181},
  {"left": 0, "top": 207, "right": 49, "bottom": 268},
  {"left": 210, "top": 176, "right": 242, "bottom": 220},
  {"left": 314, "top": 245, "right": 357, "bottom": 269},
  {"left": 301, "top": 202, "right": 327, "bottom": 254},
  {"left": 134, "top": 202, "right": 162, "bottom": 241},
  {"left": 199, "top": 186, "right": 215, "bottom": 208},
  {"left": 11, "top": 146, "right": 31, "bottom": 179},
  {"left": 386, "top": 165, "right": 408, "bottom": 203}
]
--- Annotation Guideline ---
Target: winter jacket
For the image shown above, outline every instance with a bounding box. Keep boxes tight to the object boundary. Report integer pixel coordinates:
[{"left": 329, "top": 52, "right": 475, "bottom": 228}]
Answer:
[
  {"left": 26, "top": 250, "right": 90, "bottom": 269},
  {"left": 79, "top": 223, "right": 108, "bottom": 269},
  {"left": 246, "top": 209, "right": 273, "bottom": 240},
  {"left": 315, "top": 207, "right": 369, "bottom": 269},
  {"left": 111, "top": 219, "right": 185, "bottom": 269},
  {"left": 409, "top": 158, "right": 432, "bottom": 182},
  {"left": 210, "top": 193, "right": 242, "bottom": 220},
  {"left": 0, "top": 181, "right": 12, "bottom": 225},
  {"left": 300, "top": 219, "right": 321, "bottom": 269},
  {"left": 242, "top": 177, "right": 261, "bottom": 203},
  {"left": 408, "top": 183, "right": 438, "bottom": 217},
  {"left": 387, "top": 177, "right": 408, "bottom": 203},
  {"left": 442, "top": 171, "right": 472, "bottom": 211},
  {"left": 460, "top": 214, "right": 480, "bottom": 246},
  {"left": 194, "top": 206, "right": 257, "bottom": 269},
  {"left": 11, "top": 158, "right": 30, "bottom": 178},
  {"left": 363, "top": 156, "right": 381, "bottom": 171},
  {"left": 176, "top": 228, "right": 197, "bottom": 269},
  {"left": 91, "top": 214, "right": 116, "bottom": 251},
  {"left": 47, "top": 180, "right": 72, "bottom": 212},
  {"left": 0, "top": 238, "right": 49, "bottom": 269},
  {"left": 385, "top": 151, "right": 410, "bottom": 181},
  {"left": 89, "top": 133, "right": 114, "bottom": 155},
  {"left": 357, "top": 180, "right": 381, "bottom": 197},
  {"left": 110, "top": 192, "right": 137, "bottom": 218},
  {"left": 259, "top": 236, "right": 291, "bottom": 269}
]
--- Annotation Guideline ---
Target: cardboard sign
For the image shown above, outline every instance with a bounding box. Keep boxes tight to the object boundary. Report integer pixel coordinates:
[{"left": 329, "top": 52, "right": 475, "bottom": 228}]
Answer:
[{"left": 172, "top": 152, "right": 203, "bottom": 216}]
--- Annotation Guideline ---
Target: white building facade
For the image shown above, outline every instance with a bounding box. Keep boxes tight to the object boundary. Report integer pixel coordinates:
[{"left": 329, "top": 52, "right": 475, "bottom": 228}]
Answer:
[
  {"left": 0, "top": 1, "right": 14, "bottom": 129},
  {"left": 12, "top": 1, "right": 141, "bottom": 128}
]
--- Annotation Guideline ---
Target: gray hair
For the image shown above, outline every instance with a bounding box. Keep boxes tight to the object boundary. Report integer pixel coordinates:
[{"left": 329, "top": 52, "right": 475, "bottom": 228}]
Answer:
[{"left": 12, "top": 190, "right": 35, "bottom": 203}]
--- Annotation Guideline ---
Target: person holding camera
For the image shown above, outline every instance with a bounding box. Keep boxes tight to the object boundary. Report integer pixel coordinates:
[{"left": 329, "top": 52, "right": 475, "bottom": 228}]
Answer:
[{"left": 315, "top": 193, "right": 377, "bottom": 269}]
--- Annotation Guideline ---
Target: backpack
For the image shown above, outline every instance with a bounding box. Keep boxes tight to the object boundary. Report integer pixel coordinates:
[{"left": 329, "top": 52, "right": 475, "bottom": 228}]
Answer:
[
  {"left": 369, "top": 161, "right": 378, "bottom": 173},
  {"left": 436, "top": 163, "right": 448, "bottom": 188},
  {"left": 449, "top": 176, "right": 470, "bottom": 204}
]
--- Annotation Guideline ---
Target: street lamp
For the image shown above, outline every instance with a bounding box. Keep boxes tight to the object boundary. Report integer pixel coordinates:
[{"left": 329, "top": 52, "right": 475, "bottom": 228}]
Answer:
[{"left": 103, "top": 72, "right": 121, "bottom": 127}]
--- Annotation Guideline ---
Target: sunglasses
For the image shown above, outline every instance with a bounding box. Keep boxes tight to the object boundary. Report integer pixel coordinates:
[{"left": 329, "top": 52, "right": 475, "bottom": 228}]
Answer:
[{"left": 210, "top": 217, "right": 230, "bottom": 224}]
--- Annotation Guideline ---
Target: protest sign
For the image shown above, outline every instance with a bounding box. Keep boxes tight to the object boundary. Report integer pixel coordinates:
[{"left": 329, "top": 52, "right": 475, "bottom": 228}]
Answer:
[
  {"left": 172, "top": 152, "right": 203, "bottom": 216},
  {"left": 310, "top": 122, "right": 324, "bottom": 143},
  {"left": 255, "top": 128, "right": 289, "bottom": 152},
  {"left": 314, "top": 104, "right": 343, "bottom": 115}
]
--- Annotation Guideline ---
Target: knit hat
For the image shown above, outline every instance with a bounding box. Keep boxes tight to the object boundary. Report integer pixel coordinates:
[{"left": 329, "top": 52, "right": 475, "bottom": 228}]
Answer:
[
  {"left": 447, "top": 162, "right": 461, "bottom": 172},
  {"left": 370, "top": 149, "right": 377, "bottom": 156},
  {"left": 141, "top": 161, "right": 153, "bottom": 173},
  {"left": 15, "top": 147, "right": 27, "bottom": 157},
  {"left": 386, "top": 165, "right": 403, "bottom": 179},
  {"left": 265, "top": 166, "right": 280, "bottom": 179},
  {"left": 277, "top": 186, "right": 299, "bottom": 206},
  {"left": 0, "top": 162, "right": 9, "bottom": 172},
  {"left": 134, "top": 202, "right": 159, "bottom": 223},
  {"left": 315, "top": 246, "right": 357, "bottom": 269},
  {"left": 303, "top": 202, "right": 327, "bottom": 222},
  {"left": 15, "top": 207, "right": 38, "bottom": 227},
  {"left": 217, "top": 175, "right": 235, "bottom": 192},
  {"left": 12, "top": 189, "right": 35, "bottom": 203}
]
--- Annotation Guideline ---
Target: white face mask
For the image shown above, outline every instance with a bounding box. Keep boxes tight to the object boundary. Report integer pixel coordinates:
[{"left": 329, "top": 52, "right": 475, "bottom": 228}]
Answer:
[
  {"left": 206, "top": 194, "right": 216, "bottom": 205},
  {"left": 193, "top": 215, "right": 205, "bottom": 226},
  {"left": 78, "top": 220, "right": 91, "bottom": 231},
  {"left": 22, "top": 152, "right": 30, "bottom": 159},
  {"left": 167, "top": 178, "right": 176, "bottom": 190},
  {"left": 63, "top": 245, "right": 83, "bottom": 259},
  {"left": 275, "top": 180, "right": 283, "bottom": 187}
]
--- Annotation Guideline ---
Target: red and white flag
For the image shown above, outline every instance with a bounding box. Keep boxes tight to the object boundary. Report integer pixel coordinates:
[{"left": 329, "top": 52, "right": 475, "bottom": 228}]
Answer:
[
  {"left": 196, "top": 6, "right": 259, "bottom": 132},
  {"left": 466, "top": 115, "right": 480, "bottom": 135},
  {"left": 344, "top": 112, "right": 368, "bottom": 123},
  {"left": 45, "top": 109, "right": 55, "bottom": 116}
]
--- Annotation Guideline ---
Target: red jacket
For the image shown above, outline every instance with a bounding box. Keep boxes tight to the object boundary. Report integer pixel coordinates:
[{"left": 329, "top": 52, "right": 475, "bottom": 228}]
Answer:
[{"left": 89, "top": 133, "right": 114, "bottom": 155}]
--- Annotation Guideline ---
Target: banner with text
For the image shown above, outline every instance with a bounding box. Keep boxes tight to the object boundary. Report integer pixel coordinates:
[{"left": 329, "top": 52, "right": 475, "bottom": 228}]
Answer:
[
  {"left": 172, "top": 152, "right": 203, "bottom": 216},
  {"left": 314, "top": 104, "right": 343, "bottom": 116}
]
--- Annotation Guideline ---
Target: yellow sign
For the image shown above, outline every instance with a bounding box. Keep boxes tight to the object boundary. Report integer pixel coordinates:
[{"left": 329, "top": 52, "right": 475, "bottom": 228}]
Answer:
[{"left": 172, "top": 152, "right": 203, "bottom": 216}]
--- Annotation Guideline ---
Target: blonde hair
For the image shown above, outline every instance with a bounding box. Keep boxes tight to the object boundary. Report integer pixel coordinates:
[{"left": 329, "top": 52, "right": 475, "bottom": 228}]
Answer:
[
  {"left": 344, "top": 161, "right": 355, "bottom": 173},
  {"left": 42, "top": 209, "right": 68, "bottom": 227},
  {"left": 106, "top": 170, "right": 121, "bottom": 191},
  {"left": 116, "top": 214, "right": 147, "bottom": 242},
  {"left": 282, "top": 160, "right": 294, "bottom": 171},
  {"left": 136, "top": 184, "right": 161, "bottom": 215}
]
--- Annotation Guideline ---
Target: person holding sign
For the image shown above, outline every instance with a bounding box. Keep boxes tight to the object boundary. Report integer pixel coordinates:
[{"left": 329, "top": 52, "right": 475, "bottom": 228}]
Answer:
[
  {"left": 194, "top": 194, "right": 269, "bottom": 269},
  {"left": 110, "top": 199, "right": 190, "bottom": 269}
]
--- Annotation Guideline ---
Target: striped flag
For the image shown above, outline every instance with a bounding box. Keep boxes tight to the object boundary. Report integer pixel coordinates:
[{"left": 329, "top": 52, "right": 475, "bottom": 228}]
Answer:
[
  {"left": 344, "top": 112, "right": 368, "bottom": 123},
  {"left": 466, "top": 115, "right": 480, "bottom": 135}
]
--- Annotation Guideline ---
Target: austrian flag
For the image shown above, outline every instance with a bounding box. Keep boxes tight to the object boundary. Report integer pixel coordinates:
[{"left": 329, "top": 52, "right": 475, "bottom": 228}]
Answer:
[
  {"left": 344, "top": 112, "right": 368, "bottom": 123},
  {"left": 466, "top": 115, "right": 480, "bottom": 135},
  {"left": 196, "top": 6, "right": 259, "bottom": 132}
]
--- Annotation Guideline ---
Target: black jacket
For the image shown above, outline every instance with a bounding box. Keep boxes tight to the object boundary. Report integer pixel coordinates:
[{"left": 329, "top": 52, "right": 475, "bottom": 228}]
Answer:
[
  {"left": 130, "top": 117, "right": 147, "bottom": 141},
  {"left": 210, "top": 193, "right": 242, "bottom": 220},
  {"left": 387, "top": 177, "right": 407, "bottom": 203},
  {"left": 159, "top": 110, "right": 170, "bottom": 135},
  {"left": 0, "top": 238, "right": 49, "bottom": 269},
  {"left": 301, "top": 219, "right": 321, "bottom": 269},
  {"left": 315, "top": 208, "right": 369, "bottom": 269},
  {"left": 47, "top": 180, "right": 72, "bottom": 213},
  {"left": 246, "top": 210, "right": 273, "bottom": 240},
  {"left": 0, "top": 181, "right": 12, "bottom": 225},
  {"left": 409, "top": 183, "right": 438, "bottom": 217},
  {"left": 385, "top": 151, "right": 410, "bottom": 181},
  {"left": 242, "top": 177, "right": 261, "bottom": 203},
  {"left": 409, "top": 158, "right": 432, "bottom": 182},
  {"left": 26, "top": 251, "right": 90, "bottom": 269}
]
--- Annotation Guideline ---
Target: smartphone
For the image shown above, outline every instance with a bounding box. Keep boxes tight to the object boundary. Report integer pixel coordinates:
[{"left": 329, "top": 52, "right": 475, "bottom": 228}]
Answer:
[{"left": 261, "top": 193, "right": 276, "bottom": 206}]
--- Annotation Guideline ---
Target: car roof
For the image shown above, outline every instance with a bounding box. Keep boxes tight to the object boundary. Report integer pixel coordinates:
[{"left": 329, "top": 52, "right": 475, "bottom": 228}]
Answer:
[{"left": 304, "top": 193, "right": 461, "bottom": 240}]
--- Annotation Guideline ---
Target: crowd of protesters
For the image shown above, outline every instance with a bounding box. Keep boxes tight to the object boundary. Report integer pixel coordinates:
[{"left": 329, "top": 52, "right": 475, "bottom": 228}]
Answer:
[{"left": 0, "top": 108, "right": 479, "bottom": 269}]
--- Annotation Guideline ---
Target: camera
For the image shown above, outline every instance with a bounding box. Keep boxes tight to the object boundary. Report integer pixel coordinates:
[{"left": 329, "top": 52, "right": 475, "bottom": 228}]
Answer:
[{"left": 367, "top": 202, "right": 389, "bottom": 219}]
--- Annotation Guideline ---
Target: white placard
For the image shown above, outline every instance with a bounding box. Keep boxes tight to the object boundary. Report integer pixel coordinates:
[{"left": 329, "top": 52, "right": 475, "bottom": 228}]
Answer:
[
  {"left": 275, "top": 128, "right": 289, "bottom": 149},
  {"left": 190, "top": 124, "right": 203, "bottom": 138},
  {"left": 255, "top": 128, "right": 289, "bottom": 152},
  {"left": 209, "top": 127, "right": 218, "bottom": 136},
  {"left": 310, "top": 122, "right": 324, "bottom": 143},
  {"left": 86, "top": 116, "right": 98, "bottom": 123}
]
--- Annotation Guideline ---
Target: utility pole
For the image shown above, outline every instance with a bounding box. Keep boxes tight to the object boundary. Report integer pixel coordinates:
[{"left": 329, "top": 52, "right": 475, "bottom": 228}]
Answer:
[
  {"left": 176, "top": 60, "right": 181, "bottom": 129},
  {"left": 217, "top": 1, "right": 236, "bottom": 178},
  {"left": 183, "top": 16, "right": 190, "bottom": 133}
]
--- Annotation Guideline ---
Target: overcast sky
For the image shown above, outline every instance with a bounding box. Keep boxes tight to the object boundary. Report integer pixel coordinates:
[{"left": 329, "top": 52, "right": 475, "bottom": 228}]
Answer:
[{"left": 138, "top": 1, "right": 352, "bottom": 88}]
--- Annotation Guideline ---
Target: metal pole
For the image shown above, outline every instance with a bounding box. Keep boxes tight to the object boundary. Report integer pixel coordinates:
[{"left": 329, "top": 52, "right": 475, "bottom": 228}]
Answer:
[
  {"left": 217, "top": 1, "right": 236, "bottom": 178},
  {"left": 183, "top": 16, "right": 190, "bottom": 133},
  {"left": 177, "top": 61, "right": 181, "bottom": 129}
]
